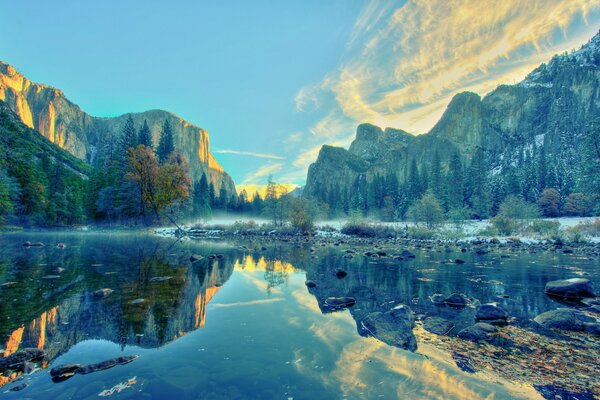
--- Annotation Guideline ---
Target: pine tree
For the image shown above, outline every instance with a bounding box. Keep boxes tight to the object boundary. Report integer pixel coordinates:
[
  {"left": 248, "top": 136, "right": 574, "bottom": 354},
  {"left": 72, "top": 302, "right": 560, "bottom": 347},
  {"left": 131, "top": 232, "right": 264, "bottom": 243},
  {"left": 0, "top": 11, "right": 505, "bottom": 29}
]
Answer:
[
  {"left": 138, "top": 119, "right": 153, "bottom": 149},
  {"left": 157, "top": 119, "right": 175, "bottom": 163},
  {"left": 446, "top": 152, "right": 464, "bottom": 210},
  {"left": 118, "top": 115, "right": 137, "bottom": 164}
]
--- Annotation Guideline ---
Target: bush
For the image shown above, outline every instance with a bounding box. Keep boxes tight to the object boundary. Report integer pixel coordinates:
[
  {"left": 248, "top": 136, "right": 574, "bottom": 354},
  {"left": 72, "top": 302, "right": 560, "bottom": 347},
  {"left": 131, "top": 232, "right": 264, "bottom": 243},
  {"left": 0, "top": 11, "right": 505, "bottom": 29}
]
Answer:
[
  {"left": 529, "top": 219, "right": 561, "bottom": 236},
  {"left": 341, "top": 220, "right": 396, "bottom": 238},
  {"left": 490, "top": 215, "right": 518, "bottom": 236},
  {"left": 407, "top": 226, "right": 437, "bottom": 240},
  {"left": 407, "top": 191, "right": 445, "bottom": 228},
  {"left": 289, "top": 198, "right": 315, "bottom": 233}
]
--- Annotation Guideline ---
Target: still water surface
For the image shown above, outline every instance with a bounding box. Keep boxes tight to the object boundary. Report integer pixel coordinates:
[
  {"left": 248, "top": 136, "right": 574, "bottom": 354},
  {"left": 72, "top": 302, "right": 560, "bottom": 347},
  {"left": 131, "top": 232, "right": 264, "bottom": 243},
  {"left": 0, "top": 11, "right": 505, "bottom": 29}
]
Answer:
[{"left": 0, "top": 232, "right": 597, "bottom": 399}]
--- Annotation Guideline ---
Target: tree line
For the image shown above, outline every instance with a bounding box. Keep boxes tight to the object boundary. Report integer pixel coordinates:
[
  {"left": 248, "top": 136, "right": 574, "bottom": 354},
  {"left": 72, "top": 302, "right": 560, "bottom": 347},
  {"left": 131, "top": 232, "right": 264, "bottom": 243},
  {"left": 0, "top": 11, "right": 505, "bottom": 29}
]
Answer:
[{"left": 309, "top": 123, "right": 600, "bottom": 223}]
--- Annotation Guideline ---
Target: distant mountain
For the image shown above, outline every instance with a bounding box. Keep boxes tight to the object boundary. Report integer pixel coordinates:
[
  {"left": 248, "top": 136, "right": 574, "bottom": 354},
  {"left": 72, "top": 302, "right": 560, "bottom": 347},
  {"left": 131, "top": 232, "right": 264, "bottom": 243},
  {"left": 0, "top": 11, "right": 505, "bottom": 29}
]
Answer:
[
  {"left": 304, "top": 31, "right": 600, "bottom": 217},
  {"left": 0, "top": 62, "right": 236, "bottom": 196},
  {"left": 236, "top": 183, "right": 300, "bottom": 200}
]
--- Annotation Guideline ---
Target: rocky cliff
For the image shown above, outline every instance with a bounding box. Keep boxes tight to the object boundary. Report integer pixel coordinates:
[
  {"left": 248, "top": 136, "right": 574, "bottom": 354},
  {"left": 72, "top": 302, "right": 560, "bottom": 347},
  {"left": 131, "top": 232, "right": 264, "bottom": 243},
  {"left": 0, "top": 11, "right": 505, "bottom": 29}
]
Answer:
[
  {"left": 0, "top": 62, "right": 236, "bottom": 194},
  {"left": 304, "top": 31, "right": 600, "bottom": 204}
]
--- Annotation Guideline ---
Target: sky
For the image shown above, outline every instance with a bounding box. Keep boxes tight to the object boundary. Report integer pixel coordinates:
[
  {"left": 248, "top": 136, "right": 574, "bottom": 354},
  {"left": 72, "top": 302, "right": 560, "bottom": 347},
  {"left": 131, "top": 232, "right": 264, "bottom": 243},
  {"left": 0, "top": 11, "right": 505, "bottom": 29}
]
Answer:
[{"left": 1, "top": 0, "right": 600, "bottom": 189}]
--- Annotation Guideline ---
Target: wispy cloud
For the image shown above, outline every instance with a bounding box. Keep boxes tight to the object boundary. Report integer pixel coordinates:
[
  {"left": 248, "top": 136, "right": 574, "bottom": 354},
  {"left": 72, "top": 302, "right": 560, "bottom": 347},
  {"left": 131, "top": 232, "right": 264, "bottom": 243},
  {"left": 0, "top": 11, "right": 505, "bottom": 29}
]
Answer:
[
  {"left": 297, "top": 0, "right": 600, "bottom": 135},
  {"left": 242, "top": 162, "right": 284, "bottom": 185},
  {"left": 214, "top": 149, "right": 285, "bottom": 160}
]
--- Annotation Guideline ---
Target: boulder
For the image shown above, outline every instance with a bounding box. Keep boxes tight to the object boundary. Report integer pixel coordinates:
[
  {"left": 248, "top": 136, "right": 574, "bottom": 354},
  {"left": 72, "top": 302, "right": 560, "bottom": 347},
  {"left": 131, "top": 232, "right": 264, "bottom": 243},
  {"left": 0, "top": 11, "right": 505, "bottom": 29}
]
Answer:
[
  {"left": 444, "top": 293, "right": 468, "bottom": 307},
  {"left": 544, "top": 278, "right": 595, "bottom": 299},
  {"left": 0, "top": 348, "right": 45, "bottom": 372},
  {"left": 533, "top": 308, "right": 596, "bottom": 331},
  {"left": 476, "top": 303, "right": 508, "bottom": 322},
  {"left": 430, "top": 293, "right": 446, "bottom": 305},
  {"left": 334, "top": 268, "right": 347, "bottom": 278},
  {"left": 190, "top": 254, "right": 203, "bottom": 262},
  {"left": 457, "top": 323, "right": 498, "bottom": 341},
  {"left": 361, "top": 305, "right": 417, "bottom": 351},
  {"left": 305, "top": 280, "right": 317, "bottom": 288},
  {"left": 584, "top": 323, "right": 600, "bottom": 335},
  {"left": 422, "top": 317, "right": 454, "bottom": 336},
  {"left": 401, "top": 250, "right": 416, "bottom": 258},
  {"left": 581, "top": 297, "right": 600, "bottom": 307}
]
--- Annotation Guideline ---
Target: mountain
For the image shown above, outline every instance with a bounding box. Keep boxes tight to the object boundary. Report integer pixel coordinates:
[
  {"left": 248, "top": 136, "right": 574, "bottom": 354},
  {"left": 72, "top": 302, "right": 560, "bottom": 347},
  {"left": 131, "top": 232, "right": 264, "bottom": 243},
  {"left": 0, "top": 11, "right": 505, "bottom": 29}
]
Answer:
[
  {"left": 236, "top": 183, "right": 300, "bottom": 200},
  {"left": 0, "top": 61, "right": 236, "bottom": 195},
  {"left": 0, "top": 100, "right": 90, "bottom": 225},
  {"left": 304, "top": 31, "right": 600, "bottom": 216}
]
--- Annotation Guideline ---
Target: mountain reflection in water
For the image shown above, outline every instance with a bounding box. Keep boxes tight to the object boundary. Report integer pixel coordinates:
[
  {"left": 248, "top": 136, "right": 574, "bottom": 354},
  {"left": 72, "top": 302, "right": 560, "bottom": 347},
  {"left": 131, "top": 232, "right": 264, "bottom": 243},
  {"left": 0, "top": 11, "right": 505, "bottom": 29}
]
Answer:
[{"left": 1, "top": 232, "right": 595, "bottom": 399}]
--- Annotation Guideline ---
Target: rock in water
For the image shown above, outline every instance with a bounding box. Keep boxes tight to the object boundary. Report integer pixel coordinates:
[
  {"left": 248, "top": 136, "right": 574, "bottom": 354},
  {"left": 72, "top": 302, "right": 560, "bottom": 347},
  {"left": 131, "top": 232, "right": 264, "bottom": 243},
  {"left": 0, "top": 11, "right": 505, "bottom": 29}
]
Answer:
[
  {"left": 444, "top": 293, "right": 468, "bottom": 307},
  {"left": 50, "top": 364, "right": 81, "bottom": 382},
  {"left": 190, "top": 254, "right": 203, "bottom": 262},
  {"left": 305, "top": 280, "right": 317, "bottom": 288},
  {"left": 430, "top": 293, "right": 446, "bottom": 305},
  {"left": 534, "top": 308, "right": 596, "bottom": 331},
  {"left": 361, "top": 305, "right": 417, "bottom": 351},
  {"left": 334, "top": 268, "right": 347, "bottom": 278},
  {"left": 77, "top": 355, "right": 138, "bottom": 375},
  {"left": 544, "top": 278, "right": 595, "bottom": 299},
  {"left": 0, "top": 348, "right": 45, "bottom": 372},
  {"left": 475, "top": 303, "right": 508, "bottom": 322},
  {"left": 457, "top": 323, "right": 498, "bottom": 341},
  {"left": 149, "top": 276, "right": 172, "bottom": 283},
  {"left": 324, "top": 297, "right": 356, "bottom": 310},
  {"left": 92, "top": 288, "right": 113, "bottom": 298},
  {"left": 422, "top": 317, "right": 454, "bottom": 336}
]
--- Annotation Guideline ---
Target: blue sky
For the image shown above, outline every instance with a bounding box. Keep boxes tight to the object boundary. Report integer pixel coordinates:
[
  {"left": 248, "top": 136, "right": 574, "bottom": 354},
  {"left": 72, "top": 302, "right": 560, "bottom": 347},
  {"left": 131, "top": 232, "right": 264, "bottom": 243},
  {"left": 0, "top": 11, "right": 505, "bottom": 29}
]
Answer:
[{"left": 1, "top": 0, "right": 600, "bottom": 189}]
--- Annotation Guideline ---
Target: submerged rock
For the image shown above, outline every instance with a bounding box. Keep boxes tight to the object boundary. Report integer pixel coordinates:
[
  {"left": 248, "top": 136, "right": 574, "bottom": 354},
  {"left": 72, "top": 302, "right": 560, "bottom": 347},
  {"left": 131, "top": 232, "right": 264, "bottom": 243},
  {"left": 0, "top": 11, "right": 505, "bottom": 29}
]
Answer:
[
  {"left": 457, "top": 322, "right": 498, "bottom": 341},
  {"left": 533, "top": 308, "right": 596, "bottom": 331},
  {"left": 305, "top": 280, "right": 317, "bottom": 288},
  {"left": 422, "top": 317, "right": 454, "bottom": 336},
  {"left": 544, "top": 278, "right": 595, "bottom": 299},
  {"left": 190, "top": 254, "right": 203, "bottom": 262},
  {"left": 334, "top": 268, "right": 347, "bottom": 278},
  {"left": 92, "top": 288, "right": 114, "bottom": 298},
  {"left": 444, "top": 293, "right": 468, "bottom": 307},
  {"left": 400, "top": 250, "right": 416, "bottom": 258},
  {"left": 581, "top": 297, "right": 600, "bottom": 307},
  {"left": 149, "top": 276, "right": 172, "bottom": 283},
  {"left": 584, "top": 323, "right": 600, "bottom": 335},
  {"left": 361, "top": 305, "right": 417, "bottom": 351},
  {"left": 430, "top": 293, "right": 446, "bottom": 305},
  {"left": 56, "top": 243, "right": 66, "bottom": 249}
]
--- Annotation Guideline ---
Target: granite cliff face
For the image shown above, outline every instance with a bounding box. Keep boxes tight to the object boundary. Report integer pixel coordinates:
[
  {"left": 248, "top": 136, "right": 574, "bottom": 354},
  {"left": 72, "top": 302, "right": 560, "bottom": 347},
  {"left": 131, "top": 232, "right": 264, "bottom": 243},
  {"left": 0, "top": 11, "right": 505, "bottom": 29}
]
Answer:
[
  {"left": 0, "top": 62, "right": 235, "bottom": 194},
  {"left": 304, "top": 32, "right": 600, "bottom": 201}
]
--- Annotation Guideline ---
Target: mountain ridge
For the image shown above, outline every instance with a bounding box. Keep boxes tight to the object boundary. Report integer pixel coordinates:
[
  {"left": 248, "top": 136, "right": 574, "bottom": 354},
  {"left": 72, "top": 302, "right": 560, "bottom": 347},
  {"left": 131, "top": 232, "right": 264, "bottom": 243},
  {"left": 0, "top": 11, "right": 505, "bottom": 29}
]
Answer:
[
  {"left": 304, "top": 30, "right": 600, "bottom": 217},
  {"left": 0, "top": 61, "right": 235, "bottom": 195}
]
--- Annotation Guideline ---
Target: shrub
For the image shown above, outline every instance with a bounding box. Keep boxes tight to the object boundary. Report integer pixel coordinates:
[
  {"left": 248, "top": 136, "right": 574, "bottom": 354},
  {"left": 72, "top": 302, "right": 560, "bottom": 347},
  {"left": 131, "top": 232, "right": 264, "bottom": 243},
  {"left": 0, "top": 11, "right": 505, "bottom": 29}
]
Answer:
[
  {"left": 341, "top": 220, "right": 396, "bottom": 238},
  {"left": 407, "top": 191, "right": 445, "bottom": 229},
  {"left": 490, "top": 215, "right": 518, "bottom": 236},
  {"left": 529, "top": 219, "right": 561, "bottom": 236},
  {"left": 407, "top": 226, "right": 437, "bottom": 240}
]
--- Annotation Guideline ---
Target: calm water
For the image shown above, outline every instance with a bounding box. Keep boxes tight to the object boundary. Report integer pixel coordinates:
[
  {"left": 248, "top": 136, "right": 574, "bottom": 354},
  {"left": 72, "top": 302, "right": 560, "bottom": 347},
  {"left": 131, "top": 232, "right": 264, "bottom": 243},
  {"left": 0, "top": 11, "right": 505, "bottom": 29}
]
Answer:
[{"left": 0, "top": 232, "right": 597, "bottom": 399}]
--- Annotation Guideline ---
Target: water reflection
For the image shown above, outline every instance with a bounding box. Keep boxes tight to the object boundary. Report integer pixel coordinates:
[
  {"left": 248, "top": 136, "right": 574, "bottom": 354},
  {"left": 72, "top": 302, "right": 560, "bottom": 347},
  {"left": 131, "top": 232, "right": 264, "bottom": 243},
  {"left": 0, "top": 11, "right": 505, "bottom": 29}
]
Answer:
[{"left": 0, "top": 233, "right": 596, "bottom": 399}]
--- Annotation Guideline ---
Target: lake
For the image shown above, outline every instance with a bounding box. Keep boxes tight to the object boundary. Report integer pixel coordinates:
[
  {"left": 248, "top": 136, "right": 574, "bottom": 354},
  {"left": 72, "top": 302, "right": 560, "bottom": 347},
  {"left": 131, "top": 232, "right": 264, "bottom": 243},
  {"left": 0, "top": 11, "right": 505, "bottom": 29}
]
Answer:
[{"left": 0, "top": 232, "right": 598, "bottom": 399}]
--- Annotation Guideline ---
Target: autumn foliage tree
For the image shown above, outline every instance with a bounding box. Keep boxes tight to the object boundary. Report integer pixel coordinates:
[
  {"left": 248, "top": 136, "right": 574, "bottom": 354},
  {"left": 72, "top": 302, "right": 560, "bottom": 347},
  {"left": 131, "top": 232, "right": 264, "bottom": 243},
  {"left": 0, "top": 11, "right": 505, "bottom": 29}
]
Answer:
[{"left": 126, "top": 145, "right": 191, "bottom": 226}]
